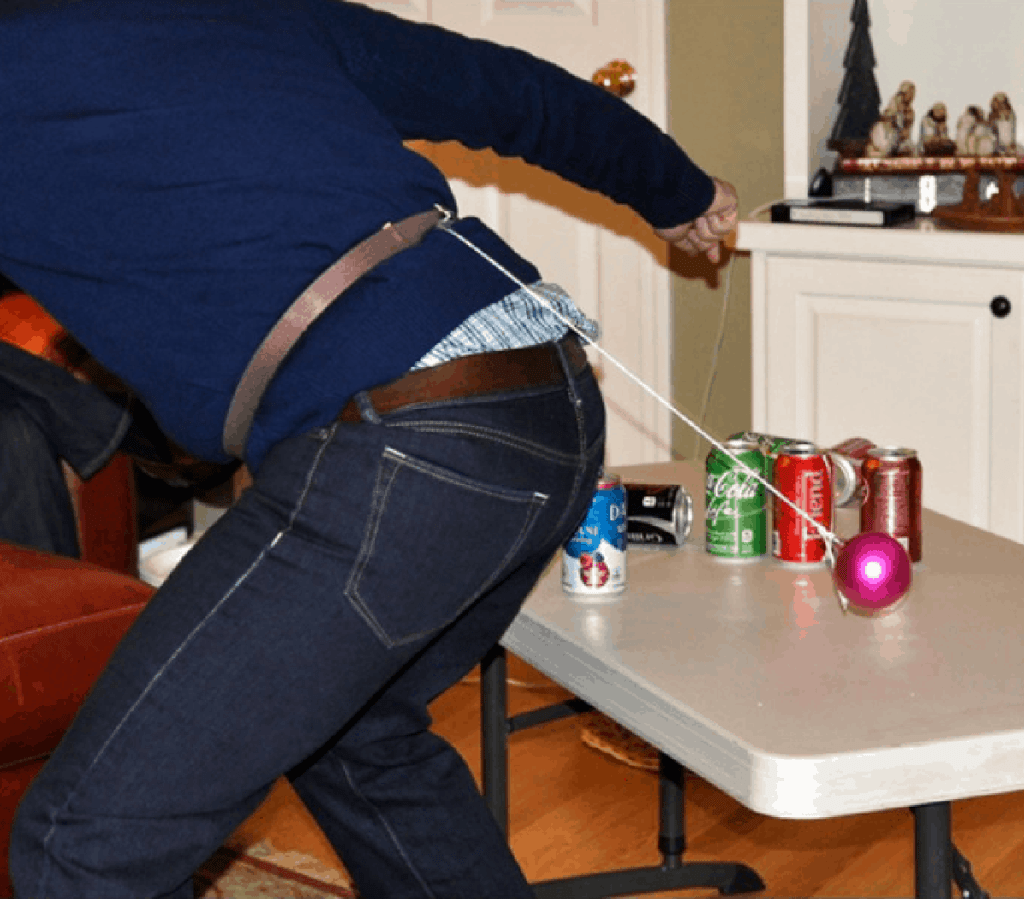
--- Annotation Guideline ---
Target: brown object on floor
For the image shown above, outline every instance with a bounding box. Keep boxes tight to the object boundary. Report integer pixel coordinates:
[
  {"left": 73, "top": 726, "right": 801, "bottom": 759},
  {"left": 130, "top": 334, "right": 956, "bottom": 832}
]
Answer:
[
  {"left": 579, "top": 711, "right": 660, "bottom": 772},
  {"left": 195, "top": 840, "right": 356, "bottom": 898},
  {"left": 226, "top": 779, "right": 351, "bottom": 879}
]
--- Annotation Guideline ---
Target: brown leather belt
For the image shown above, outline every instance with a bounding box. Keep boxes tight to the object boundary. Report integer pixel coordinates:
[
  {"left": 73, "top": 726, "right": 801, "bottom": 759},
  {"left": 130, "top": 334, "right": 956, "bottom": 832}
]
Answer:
[
  {"left": 339, "top": 333, "right": 589, "bottom": 423},
  {"left": 223, "top": 208, "right": 447, "bottom": 458}
]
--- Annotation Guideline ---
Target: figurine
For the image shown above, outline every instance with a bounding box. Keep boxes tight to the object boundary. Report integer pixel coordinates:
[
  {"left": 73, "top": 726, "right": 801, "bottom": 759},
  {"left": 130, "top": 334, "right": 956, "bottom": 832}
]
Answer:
[
  {"left": 956, "top": 105, "right": 997, "bottom": 157},
  {"left": 865, "top": 102, "right": 898, "bottom": 158},
  {"left": 988, "top": 92, "right": 1018, "bottom": 155},
  {"left": 891, "top": 80, "right": 916, "bottom": 154},
  {"left": 919, "top": 102, "right": 955, "bottom": 156},
  {"left": 866, "top": 81, "right": 916, "bottom": 158},
  {"left": 956, "top": 105, "right": 981, "bottom": 154}
]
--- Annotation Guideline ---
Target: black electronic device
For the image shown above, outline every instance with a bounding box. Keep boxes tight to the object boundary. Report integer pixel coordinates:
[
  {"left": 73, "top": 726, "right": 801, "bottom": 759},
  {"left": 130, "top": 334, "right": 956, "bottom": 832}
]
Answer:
[{"left": 770, "top": 199, "right": 916, "bottom": 227}]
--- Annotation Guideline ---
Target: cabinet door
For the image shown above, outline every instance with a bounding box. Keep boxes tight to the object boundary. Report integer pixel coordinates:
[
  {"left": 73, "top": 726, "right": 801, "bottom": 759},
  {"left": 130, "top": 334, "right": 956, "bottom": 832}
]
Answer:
[{"left": 760, "top": 257, "right": 1024, "bottom": 541}]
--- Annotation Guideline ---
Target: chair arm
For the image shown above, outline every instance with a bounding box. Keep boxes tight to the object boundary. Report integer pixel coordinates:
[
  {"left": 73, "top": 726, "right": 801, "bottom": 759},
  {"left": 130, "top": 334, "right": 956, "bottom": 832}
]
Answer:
[{"left": 0, "top": 540, "right": 153, "bottom": 764}]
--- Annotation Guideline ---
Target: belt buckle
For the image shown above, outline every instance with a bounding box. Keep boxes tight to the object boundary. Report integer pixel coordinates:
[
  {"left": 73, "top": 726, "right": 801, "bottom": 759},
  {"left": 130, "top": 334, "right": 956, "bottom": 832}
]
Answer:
[{"left": 434, "top": 204, "right": 457, "bottom": 228}]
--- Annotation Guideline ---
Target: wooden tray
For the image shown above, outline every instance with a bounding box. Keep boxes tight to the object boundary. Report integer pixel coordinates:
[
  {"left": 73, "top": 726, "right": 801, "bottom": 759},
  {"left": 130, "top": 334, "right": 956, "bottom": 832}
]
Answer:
[{"left": 931, "top": 168, "right": 1024, "bottom": 232}]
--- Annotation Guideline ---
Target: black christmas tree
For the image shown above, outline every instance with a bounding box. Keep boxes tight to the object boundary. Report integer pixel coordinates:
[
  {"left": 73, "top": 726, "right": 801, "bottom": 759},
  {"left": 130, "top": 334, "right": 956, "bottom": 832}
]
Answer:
[{"left": 827, "top": 0, "right": 881, "bottom": 157}]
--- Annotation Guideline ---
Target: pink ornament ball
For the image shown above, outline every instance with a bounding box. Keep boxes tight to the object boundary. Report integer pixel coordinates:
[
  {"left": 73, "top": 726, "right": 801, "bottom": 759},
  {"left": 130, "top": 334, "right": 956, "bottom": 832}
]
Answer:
[{"left": 832, "top": 532, "right": 912, "bottom": 613}]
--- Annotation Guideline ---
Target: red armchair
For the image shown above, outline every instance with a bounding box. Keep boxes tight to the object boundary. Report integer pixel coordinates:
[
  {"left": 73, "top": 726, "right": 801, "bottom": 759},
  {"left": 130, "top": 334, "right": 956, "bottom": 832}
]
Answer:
[
  {"left": 0, "top": 292, "right": 146, "bottom": 895},
  {"left": 0, "top": 541, "right": 153, "bottom": 897}
]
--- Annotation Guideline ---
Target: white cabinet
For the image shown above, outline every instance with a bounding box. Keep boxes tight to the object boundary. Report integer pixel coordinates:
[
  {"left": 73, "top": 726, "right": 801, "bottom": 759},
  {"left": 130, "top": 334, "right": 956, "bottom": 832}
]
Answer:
[{"left": 738, "top": 220, "right": 1024, "bottom": 542}]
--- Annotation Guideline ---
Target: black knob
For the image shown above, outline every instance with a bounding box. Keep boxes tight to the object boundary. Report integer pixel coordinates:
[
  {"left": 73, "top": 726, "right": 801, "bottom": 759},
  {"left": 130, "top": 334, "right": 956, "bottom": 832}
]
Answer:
[{"left": 992, "top": 296, "right": 1012, "bottom": 318}]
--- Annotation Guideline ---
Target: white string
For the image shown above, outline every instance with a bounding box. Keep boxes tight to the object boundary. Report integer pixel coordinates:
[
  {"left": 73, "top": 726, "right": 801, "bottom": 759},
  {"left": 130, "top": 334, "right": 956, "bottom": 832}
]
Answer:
[
  {"left": 693, "top": 249, "right": 736, "bottom": 460},
  {"left": 692, "top": 201, "right": 788, "bottom": 487},
  {"left": 695, "top": 200, "right": 779, "bottom": 459},
  {"left": 437, "top": 214, "right": 840, "bottom": 551}
]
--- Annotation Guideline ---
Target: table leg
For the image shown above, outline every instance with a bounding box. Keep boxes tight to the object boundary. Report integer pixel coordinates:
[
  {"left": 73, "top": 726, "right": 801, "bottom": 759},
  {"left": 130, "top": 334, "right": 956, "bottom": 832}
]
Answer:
[
  {"left": 530, "top": 752, "right": 763, "bottom": 899},
  {"left": 481, "top": 644, "right": 510, "bottom": 838},
  {"left": 659, "top": 753, "right": 686, "bottom": 866},
  {"left": 952, "top": 844, "right": 989, "bottom": 899},
  {"left": 480, "top": 644, "right": 765, "bottom": 898},
  {"left": 913, "top": 802, "right": 952, "bottom": 899},
  {"left": 485, "top": 646, "right": 987, "bottom": 899}
]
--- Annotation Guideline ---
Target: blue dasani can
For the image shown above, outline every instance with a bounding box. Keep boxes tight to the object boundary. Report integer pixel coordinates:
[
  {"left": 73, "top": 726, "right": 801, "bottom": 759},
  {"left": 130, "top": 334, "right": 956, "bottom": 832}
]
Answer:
[{"left": 562, "top": 472, "right": 628, "bottom": 599}]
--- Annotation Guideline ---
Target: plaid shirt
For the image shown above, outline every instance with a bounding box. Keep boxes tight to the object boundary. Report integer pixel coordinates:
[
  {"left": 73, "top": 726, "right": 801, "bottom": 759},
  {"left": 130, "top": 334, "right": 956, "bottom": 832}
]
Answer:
[{"left": 412, "top": 282, "right": 598, "bottom": 370}]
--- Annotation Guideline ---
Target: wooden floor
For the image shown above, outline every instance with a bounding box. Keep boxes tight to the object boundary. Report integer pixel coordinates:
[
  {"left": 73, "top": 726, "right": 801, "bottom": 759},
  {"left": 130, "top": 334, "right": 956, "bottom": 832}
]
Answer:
[{"left": 233, "top": 654, "right": 1024, "bottom": 896}]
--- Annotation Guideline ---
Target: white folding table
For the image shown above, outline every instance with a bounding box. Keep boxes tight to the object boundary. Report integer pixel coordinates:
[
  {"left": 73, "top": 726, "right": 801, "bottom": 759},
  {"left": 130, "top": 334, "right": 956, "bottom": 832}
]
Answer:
[{"left": 481, "top": 461, "right": 1024, "bottom": 898}]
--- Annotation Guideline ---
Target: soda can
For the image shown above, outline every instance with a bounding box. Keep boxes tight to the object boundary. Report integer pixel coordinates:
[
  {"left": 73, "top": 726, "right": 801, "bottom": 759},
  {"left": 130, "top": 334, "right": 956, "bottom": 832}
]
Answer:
[
  {"left": 828, "top": 437, "right": 877, "bottom": 507},
  {"left": 625, "top": 483, "right": 693, "bottom": 546},
  {"left": 563, "top": 472, "right": 628, "bottom": 598},
  {"left": 705, "top": 439, "right": 768, "bottom": 561},
  {"left": 730, "top": 431, "right": 799, "bottom": 455},
  {"left": 861, "top": 447, "right": 922, "bottom": 562},
  {"left": 728, "top": 431, "right": 799, "bottom": 481},
  {"left": 772, "top": 441, "right": 833, "bottom": 565}
]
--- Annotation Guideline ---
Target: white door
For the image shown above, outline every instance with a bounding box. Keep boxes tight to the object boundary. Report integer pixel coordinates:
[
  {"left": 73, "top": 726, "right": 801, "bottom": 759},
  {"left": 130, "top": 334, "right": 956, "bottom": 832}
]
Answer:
[
  {"left": 354, "top": 0, "right": 672, "bottom": 467},
  {"left": 761, "top": 257, "right": 1024, "bottom": 541}
]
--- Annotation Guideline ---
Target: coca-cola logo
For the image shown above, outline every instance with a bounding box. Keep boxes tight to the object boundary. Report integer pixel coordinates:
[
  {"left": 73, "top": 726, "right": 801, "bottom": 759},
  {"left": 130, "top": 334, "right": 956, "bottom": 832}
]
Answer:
[{"left": 706, "top": 471, "right": 763, "bottom": 525}]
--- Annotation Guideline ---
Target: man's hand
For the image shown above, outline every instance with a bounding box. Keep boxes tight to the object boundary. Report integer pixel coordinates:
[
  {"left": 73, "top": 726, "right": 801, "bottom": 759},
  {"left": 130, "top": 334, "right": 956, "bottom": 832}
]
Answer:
[{"left": 655, "top": 178, "right": 738, "bottom": 265}]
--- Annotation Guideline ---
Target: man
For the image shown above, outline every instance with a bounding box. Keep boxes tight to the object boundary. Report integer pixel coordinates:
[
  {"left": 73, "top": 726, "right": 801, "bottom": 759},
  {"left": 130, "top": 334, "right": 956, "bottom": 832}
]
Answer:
[{"left": 4, "top": 2, "right": 736, "bottom": 896}]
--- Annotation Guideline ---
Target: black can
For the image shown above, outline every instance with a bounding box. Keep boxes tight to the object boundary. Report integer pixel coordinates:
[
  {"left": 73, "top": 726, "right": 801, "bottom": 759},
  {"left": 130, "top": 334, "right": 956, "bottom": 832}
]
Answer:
[{"left": 625, "top": 483, "right": 693, "bottom": 546}]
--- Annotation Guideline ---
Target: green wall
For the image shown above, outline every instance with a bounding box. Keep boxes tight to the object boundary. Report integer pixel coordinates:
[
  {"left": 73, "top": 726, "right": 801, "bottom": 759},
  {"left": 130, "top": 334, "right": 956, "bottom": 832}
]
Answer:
[{"left": 665, "top": 0, "right": 784, "bottom": 459}]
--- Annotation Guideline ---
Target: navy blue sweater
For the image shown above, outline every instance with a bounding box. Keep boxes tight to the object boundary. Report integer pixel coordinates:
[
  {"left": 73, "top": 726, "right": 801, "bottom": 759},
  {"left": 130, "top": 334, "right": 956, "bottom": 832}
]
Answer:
[{"left": 0, "top": 0, "right": 714, "bottom": 469}]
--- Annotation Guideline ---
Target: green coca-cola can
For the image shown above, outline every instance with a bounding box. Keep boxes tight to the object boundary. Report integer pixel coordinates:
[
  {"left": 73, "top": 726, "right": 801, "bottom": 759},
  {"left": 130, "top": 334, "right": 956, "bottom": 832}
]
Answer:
[{"left": 705, "top": 438, "right": 768, "bottom": 560}]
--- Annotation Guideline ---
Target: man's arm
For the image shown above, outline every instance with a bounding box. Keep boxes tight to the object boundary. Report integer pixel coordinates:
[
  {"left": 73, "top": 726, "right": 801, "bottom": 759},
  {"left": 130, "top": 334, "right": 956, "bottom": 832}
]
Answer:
[{"left": 308, "top": 0, "right": 728, "bottom": 252}]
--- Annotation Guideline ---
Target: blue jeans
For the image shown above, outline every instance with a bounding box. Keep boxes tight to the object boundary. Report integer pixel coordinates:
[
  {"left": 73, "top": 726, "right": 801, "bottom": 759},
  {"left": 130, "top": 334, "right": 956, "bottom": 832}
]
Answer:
[
  {"left": 0, "top": 341, "right": 129, "bottom": 557},
  {"left": 10, "top": 339, "right": 605, "bottom": 899}
]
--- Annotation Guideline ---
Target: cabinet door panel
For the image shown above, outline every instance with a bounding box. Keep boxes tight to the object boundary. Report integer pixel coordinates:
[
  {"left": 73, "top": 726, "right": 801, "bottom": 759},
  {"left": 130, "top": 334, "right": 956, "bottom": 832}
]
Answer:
[
  {"left": 764, "top": 258, "right": 1024, "bottom": 539},
  {"left": 808, "top": 297, "right": 988, "bottom": 528}
]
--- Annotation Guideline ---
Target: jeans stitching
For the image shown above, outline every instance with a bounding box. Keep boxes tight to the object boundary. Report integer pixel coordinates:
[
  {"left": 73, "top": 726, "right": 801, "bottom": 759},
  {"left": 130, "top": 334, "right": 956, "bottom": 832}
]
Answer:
[
  {"left": 35, "top": 422, "right": 341, "bottom": 897},
  {"left": 345, "top": 447, "right": 549, "bottom": 648},
  {"left": 344, "top": 455, "right": 403, "bottom": 646},
  {"left": 76, "top": 407, "right": 132, "bottom": 480},
  {"left": 459, "top": 492, "right": 547, "bottom": 617},
  {"left": 385, "top": 419, "right": 579, "bottom": 465},
  {"left": 339, "top": 759, "right": 438, "bottom": 899},
  {"left": 547, "top": 342, "right": 594, "bottom": 541},
  {"left": 381, "top": 447, "right": 551, "bottom": 499}
]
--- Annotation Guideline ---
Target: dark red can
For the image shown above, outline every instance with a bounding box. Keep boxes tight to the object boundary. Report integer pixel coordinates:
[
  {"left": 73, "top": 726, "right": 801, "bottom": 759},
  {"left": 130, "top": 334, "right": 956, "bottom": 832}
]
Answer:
[
  {"left": 861, "top": 447, "right": 922, "bottom": 562},
  {"left": 772, "top": 441, "right": 833, "bottom": 564}
]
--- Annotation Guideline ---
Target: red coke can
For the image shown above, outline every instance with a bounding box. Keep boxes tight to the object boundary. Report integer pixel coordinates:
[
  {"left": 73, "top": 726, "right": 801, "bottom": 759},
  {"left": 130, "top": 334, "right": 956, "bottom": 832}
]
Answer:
[
  {"left": 861, "top": 447, "right": 922, "bottom": 562},
  {"left": 772, "top": 441, "right": 833, "bottom": 565}
]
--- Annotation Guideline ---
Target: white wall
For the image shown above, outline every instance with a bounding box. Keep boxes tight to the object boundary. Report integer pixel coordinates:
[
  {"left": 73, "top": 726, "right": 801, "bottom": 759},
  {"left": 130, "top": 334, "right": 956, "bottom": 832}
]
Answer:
[
  {"left": 808, "top": 0, "right": 849, "bottom": 181},
  {"left": 808, "top": 0, "right": 1024, "bottom": 181}
]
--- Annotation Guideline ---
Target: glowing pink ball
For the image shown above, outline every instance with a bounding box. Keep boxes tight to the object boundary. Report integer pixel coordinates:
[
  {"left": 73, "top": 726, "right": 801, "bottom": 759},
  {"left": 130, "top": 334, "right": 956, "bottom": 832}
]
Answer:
[{"left": 831, "top": 532, "right": 912, "bottom": 613}]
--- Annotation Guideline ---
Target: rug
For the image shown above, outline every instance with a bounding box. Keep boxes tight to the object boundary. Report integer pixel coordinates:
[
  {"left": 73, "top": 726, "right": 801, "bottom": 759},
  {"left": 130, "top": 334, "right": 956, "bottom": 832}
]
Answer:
[{"left": 195, "top": 840, "right": 358, "bottom": 898}]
